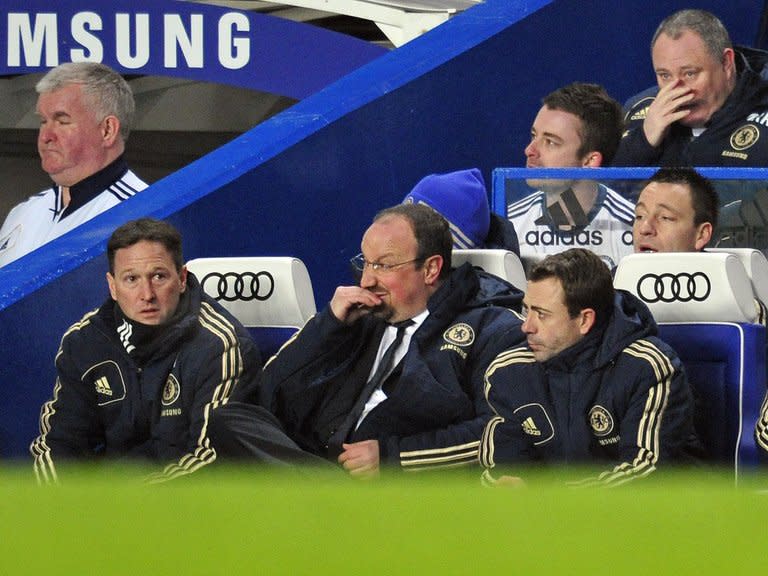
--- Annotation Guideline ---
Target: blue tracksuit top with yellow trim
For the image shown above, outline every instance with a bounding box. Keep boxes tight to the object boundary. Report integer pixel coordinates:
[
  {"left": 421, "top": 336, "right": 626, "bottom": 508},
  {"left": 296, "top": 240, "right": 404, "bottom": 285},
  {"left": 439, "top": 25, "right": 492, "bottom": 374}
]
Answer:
[
  {"left": 259, "top": 263, "right": 527, "bottom": 471},
  {"left": 480, "top": 290, "right": 696, "bottom": 483},
  {"left": 30, "top": 274, "right": 262, "bottom": 483}
]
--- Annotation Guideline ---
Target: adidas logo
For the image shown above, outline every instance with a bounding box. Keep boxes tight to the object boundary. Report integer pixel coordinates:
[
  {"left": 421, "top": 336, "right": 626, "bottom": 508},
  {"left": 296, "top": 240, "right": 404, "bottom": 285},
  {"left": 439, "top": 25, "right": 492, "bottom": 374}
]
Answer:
[
  {"left": 521, "top": 416, "right": 541, "bottom": 436},
  {"left": 95, "top": 376, "right": 113, "bottom": 397}
]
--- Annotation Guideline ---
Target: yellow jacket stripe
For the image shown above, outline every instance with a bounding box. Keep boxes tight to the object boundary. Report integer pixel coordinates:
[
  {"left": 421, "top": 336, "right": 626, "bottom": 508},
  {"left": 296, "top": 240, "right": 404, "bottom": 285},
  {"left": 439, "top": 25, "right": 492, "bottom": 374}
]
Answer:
[
  {"left": 594, "top": 339, "right": 674, "bottom": 485},
  {"left": 479, "top": 347, "right": 534, "bottom": 468},
  {"left": 149, "top": 302, "right": 242, "bottom": 482},
  {"left": 30, "top": 309, "right": 99, "bottom": 484},
  {"left": 756, "top": 390, "right": 768, "bottom": 454}
]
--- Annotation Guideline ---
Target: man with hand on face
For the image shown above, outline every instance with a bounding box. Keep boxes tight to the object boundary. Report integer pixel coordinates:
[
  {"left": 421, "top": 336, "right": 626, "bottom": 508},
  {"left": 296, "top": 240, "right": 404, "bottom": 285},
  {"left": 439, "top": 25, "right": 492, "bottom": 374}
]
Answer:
[
  {"left": 30, "top": 218, "right": 262, "bottom": 483},
  {"left": 614, "top": 9, "right": 768, "bottom": 167},
  {"left": 508, "top": 82, "right": 635, "bottom": 269},
  {"left": 480, "top": 248, "right": 696, "bottom": 485},
  {"left": 0, "top": 62, "right": 148, "bottom": 267},
  {"left": 209, "top": 204, "right": 526, "bottom": 476}
]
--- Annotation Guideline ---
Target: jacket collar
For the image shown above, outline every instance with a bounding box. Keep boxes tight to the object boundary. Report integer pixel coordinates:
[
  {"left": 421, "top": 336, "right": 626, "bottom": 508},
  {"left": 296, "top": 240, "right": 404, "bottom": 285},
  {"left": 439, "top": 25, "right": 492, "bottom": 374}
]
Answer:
[{"left": 59, "top": 155, "right": 129, "bottom": 219}]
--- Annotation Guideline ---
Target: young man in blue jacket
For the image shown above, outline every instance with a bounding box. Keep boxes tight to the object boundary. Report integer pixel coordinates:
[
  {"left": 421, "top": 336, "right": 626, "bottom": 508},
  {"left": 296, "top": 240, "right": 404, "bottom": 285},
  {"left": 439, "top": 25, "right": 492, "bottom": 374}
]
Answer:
[
  {"left": 210, "top": 203, "right": 526, "bottom": 476},
  {"left": 480, "top": 248, "right": 696, "bottom": 485},
  {"left": 30, "top": 218, "right": 262, "bottom": 482}
]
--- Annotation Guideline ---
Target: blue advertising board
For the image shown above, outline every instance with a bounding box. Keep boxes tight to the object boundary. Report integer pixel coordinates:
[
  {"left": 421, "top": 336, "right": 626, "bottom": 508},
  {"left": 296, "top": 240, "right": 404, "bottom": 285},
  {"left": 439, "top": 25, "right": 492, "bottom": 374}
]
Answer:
[{"left": 0, "top": 0, "right": 387, "bottom": 98}]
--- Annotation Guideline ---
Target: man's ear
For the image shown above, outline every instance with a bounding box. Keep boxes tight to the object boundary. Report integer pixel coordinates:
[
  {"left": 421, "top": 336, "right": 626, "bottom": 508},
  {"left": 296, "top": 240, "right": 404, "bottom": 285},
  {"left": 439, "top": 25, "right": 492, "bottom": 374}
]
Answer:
[
  {"left": 694, "top": 222, "right": 713, "bottom": 251},
  {"left": 179, "top": 266, "right": 188, "bottom": 293},
  {"left": 722, "top": 47, "right": 736, "bottom": 80},
  {"left": 579, "top": 308, "right": 596, "bottom": 335},
  {"left": 582, "top": 151, "right": 603, "bottom": 168},
  {"left": 106, "top": 272, "right": 117, "bottom": 301},
  {"left": 101, "top": 115, "right": 121, "bottom": 146},
  {"left": 423, "top": 255, "right": 443, "bottom": 285}
]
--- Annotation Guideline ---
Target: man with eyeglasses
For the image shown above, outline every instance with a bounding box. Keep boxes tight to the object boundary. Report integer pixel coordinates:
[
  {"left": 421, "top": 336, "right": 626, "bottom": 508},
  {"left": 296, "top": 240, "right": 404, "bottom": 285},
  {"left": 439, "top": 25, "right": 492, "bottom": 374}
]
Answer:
[{"left": 208, "top": 203, "right": 526, "bottom": 476}]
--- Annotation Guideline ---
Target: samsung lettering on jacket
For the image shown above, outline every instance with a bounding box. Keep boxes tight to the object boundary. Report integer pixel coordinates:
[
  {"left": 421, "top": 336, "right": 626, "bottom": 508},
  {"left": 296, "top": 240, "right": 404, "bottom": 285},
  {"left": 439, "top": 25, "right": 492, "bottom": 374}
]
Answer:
[{"left": 1, "top": 0, "right": 386, "bottom": 99}]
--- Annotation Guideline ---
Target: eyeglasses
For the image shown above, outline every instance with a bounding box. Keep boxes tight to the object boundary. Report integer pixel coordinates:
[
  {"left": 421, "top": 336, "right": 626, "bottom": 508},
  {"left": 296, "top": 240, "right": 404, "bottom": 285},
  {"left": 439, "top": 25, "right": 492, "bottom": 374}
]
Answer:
[{"left": 349, "top": 253, "right": 424, "bottom": 274}]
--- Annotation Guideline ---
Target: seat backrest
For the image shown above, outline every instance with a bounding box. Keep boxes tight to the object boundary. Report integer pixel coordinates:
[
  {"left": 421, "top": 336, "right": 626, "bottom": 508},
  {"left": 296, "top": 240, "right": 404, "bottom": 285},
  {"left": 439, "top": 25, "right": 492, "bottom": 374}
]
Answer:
[
  {"left": 186, "top": 256, "right": 316, "bottom": 358},
  {"left": 614, "top": 252, "right": 757, "bottom": 323},
  {"left": 452, "top": 249, "right": 527, "bottom": 291},
  {"left": 707, "top": 247, "right": 768, "bottom": 306},
  {"left": 657, "top": 322, "right": 766, "bottom": 477}
]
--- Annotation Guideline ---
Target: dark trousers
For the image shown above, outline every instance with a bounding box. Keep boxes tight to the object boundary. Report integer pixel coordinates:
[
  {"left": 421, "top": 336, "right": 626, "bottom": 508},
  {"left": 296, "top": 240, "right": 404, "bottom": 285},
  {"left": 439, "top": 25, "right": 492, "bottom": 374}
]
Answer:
[{"left": 208, "top": 401, "right": 334, "bottom": 468}]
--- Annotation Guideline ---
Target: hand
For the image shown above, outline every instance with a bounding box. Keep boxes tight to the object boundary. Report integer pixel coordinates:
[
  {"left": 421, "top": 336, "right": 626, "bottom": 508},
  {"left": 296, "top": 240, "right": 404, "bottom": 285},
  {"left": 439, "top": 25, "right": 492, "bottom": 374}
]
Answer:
[
  {"left": 329, "top": 286, "right": 383, "bottom": 324},
  {"left": 493, "top": 475, "right": 526, "bottom": 488},
  {"left": 642, "top": 82, "right": 695, "bottom": 147},
  {"left": 338, "top": 440, "right": 380, "bottom": 478}
]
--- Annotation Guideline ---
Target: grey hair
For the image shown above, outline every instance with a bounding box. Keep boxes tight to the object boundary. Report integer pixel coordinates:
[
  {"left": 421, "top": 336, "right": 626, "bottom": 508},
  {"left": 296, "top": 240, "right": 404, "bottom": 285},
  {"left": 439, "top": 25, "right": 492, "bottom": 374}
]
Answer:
[
  {"left": 36, "top": 62, "right": 135, "bottom": 141},
  {"left": 652, "top": 9, "right": 732, "bottom": 61}
]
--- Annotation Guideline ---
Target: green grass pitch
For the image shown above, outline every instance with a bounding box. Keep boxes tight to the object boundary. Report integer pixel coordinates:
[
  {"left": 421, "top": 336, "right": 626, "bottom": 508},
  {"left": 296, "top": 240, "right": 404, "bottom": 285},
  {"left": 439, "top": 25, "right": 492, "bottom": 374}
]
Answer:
[{"left": 1, "top": 464, "right": 766, "bottom": 574}]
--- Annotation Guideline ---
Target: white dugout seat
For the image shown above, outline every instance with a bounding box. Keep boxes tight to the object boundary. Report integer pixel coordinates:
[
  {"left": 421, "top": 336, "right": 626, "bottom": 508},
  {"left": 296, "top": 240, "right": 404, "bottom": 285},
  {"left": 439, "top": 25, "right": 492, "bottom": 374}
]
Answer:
[
  {"left": 452, "top": 249, "right": 527, "bottom": 291},
  {"left": 615, "top": 251, "right": 767, "bottom": 472},
  {"left": 707, "top": 248, "right": 768, "bottom": 309},
  {"left": 613, "top": 252, "right": 758, "bottom": 323},
  {"left": 186, "top": 256, "right": 317, "bottom": 357}
]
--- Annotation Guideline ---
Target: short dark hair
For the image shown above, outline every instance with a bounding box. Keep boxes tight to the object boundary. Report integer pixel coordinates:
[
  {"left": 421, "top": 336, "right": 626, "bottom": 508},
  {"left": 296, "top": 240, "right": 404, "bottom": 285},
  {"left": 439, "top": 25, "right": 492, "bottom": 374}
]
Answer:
[
  {"left": 107, "top": 218, "right": 183, "bottom": 274},
  {"left": 542, "top": 82, "right": 624, "bottom": 165},
  {"left": 528, "top": 248, "right": 614, "bottom": 326},
  {"left": 652, "top": 9, "right": 731, "bottom": 61},
  {"left": 374, "top": 203, "right": 452, "bottom": 280},
  {"left": 645, "top": 167, "right": 720, "bottom": 227}
]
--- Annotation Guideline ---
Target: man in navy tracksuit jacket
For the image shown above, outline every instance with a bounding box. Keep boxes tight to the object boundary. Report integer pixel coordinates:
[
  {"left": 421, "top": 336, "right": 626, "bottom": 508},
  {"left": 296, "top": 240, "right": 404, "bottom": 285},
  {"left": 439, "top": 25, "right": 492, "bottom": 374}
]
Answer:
[
  {"left": 210, "top": 204, "right": 526, "bottom": 475},
  {"left": 30, "top": 218, "right": 261, "bottom": 483},
  {"left": 612, "top": 9, "right": 768, "bottom": 167},
  {"left": 480, "top": 249, "right": 696, "bottom": 485}
]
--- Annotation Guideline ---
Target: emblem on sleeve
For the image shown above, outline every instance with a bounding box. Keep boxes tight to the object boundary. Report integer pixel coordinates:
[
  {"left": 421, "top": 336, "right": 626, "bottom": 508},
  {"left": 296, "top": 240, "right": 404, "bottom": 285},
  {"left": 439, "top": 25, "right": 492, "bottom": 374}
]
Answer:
[
  {"left": 627, "top": 97, "right": 655, "bottom": 122},
  {"left": 589, "top": 405, "right": 614, "bottom": 437},
  {"left": 730, "top": 124, "right": 759, "bottom": 151},
  {"left": 85, "top": 360, "right": 126, "bottom": 407},
  {"left": 162, "top": 374, "right": 181, "bottom": 406},
  {"left": 443, "top": 323, "right": 475, "bottom": 346}
]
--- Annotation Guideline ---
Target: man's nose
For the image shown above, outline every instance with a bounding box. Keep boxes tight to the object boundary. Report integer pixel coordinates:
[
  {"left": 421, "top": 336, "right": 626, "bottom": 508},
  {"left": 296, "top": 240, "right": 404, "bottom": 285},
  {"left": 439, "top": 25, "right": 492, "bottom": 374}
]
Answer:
[
  {"left": 138, "top": 279, "right": 155, "bottom": 300},
  {"left": 38, "top": 124, "right": 54, "bottom": 143},
  {"left": 637, "top": 218, "right": 655, "bottom": 235},
  {"left": 359, "top": 265, "right": 376, "bottom": 288},
  {"left": 522, "top": 315, "right": 534, "bottom": 334}
]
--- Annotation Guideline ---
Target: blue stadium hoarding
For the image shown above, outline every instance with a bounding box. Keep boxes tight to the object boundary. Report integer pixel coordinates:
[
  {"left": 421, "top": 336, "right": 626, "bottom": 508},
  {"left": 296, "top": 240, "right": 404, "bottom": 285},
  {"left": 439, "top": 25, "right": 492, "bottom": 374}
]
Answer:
[{"left": 0, "top": 0, "right": 387, "bottom": 98}]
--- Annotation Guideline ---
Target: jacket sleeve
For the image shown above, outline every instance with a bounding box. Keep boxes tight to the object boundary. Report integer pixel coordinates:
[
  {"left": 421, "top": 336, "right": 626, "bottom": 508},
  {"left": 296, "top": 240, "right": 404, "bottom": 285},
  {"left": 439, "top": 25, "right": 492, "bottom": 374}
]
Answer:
[
  {"left": 30, "top": 329, "right": 103, "bottom": 484},
  {"left": 612, "top": 124, "right": 663, "bottom": 167},
  {"left": 381, "top": 319, "right": 526, "bottom": 471},
  {"left": 258, "top": 306, "right": 354, "bottom": 412},
  {"left": 146, "top": 302, "right": 261, "bottom": 483},
  {"left": 579, "top": 340, "right": 694, "bottom": 486},
  {"left": 755, "top": 389, "right": 768, "bottom": 461}
]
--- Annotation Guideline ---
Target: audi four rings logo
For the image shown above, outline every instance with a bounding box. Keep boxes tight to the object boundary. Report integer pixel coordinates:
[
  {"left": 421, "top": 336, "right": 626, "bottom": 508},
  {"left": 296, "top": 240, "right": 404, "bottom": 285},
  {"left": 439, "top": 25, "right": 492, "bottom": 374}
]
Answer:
[
  {"left": 200, "top": 271, "right": 275, "bottom": 301},
  {"left": 636, "top": 272, "right": 711, "bottom": 303}
]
